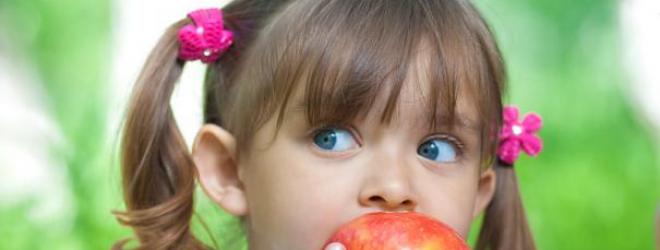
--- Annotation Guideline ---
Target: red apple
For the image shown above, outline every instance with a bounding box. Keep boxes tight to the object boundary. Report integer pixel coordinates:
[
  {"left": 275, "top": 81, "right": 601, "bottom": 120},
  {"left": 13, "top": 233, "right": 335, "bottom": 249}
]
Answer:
[{"left": 322, "top": 212, "right": 470, "bottom": 250}]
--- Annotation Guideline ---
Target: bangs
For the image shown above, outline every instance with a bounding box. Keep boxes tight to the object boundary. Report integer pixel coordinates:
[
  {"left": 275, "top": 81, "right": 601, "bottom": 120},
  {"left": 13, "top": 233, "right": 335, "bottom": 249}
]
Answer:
[{"left": 272, "top": 0, "right": 504, "bottom": 137}]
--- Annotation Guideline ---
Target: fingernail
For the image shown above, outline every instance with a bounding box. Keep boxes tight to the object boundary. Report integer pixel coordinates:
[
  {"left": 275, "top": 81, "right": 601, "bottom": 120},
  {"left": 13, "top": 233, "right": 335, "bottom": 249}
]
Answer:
[{"left": 324, "top": 242, "right": 346, "bottom": 250}]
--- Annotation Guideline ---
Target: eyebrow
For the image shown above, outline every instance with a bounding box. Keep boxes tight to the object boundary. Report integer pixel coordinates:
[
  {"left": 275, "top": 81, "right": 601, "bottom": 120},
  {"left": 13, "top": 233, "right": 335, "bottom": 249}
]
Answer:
[
  {"left": 429, "top": 114, "right": 480, "bottom": 133},
  {"left": 287, "top": 97, "right": 480, "bottom": 134}
]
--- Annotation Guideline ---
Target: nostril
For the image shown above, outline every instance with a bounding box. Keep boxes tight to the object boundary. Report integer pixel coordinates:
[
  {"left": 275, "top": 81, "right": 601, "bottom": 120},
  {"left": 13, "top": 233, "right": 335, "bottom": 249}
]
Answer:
[
  {"left": 368, "top": 196, "right": 415, "bottom": 208},
  {"left": 369, "top": 196, "right": 386, "bottom": 203}
]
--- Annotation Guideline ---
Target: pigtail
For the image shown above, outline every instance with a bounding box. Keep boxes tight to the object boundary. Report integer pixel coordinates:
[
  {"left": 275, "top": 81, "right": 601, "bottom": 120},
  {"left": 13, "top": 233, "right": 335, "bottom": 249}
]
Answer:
[
  {"left": 113, "top": 19, "right": 208, "bottom": 250},
  {"left": 113, "top": 1, "right": 292, "bottom": 249},
  {"left": 475, "top": 162, "right": 536, "bottom": 250}
]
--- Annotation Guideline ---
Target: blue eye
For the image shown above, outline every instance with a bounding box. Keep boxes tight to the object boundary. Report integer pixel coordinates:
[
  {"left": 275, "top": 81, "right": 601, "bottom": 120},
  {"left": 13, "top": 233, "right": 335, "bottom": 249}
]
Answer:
[
  {"left": 313, "top": 128, "right": 358, "bottom": 152},
  {"left": 417, "top": 138, "right": 458, "bottom": 163}
]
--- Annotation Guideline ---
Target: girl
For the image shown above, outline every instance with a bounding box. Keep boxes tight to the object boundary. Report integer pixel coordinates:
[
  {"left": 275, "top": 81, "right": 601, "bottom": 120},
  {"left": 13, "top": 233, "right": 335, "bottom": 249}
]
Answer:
[{"left": 114, "top": 0, "right": 539, "bottom": 249}]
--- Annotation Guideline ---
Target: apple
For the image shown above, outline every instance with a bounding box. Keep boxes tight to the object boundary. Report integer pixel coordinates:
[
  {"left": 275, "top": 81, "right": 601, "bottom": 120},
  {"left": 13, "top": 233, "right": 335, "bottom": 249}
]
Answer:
[{"left": 322, "top": 212, "right": 470, "bottom": 250}]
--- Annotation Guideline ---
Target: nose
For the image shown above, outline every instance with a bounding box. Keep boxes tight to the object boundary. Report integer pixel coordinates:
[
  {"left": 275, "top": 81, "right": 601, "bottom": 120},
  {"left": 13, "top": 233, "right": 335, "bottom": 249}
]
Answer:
[{"left": 358, "top": 160, "right": 417, "bottom": 211}]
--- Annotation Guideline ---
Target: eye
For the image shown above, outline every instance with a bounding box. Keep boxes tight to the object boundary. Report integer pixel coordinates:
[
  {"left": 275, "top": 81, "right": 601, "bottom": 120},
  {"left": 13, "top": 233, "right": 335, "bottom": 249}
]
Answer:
[
  {"left": 417, "top": 138, "right": 458, "bottom": 163},
  {"left": 312, "top": 127, "right": 359, "bottom": 152}
]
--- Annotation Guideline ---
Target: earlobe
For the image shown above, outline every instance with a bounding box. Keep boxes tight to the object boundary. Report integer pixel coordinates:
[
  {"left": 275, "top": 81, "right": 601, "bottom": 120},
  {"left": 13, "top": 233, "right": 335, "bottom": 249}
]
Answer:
[
  {"left": 473, "top": 168, "right": 496, "bottom": 218},
  {"left": 192, "top": 124, "right": 248, "bottom": 216}
]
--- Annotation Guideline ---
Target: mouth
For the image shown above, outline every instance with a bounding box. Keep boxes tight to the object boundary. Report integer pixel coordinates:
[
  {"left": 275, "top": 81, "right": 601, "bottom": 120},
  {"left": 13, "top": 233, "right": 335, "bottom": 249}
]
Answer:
[{"left": 321, "top": 211, "right": 470, "bottom": 250}]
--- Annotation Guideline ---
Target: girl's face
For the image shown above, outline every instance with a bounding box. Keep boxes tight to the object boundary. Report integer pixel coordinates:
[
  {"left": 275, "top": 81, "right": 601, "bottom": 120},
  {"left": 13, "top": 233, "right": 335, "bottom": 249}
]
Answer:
[{"left": 193, "top": 66, "right": 496, "bottom": 250}]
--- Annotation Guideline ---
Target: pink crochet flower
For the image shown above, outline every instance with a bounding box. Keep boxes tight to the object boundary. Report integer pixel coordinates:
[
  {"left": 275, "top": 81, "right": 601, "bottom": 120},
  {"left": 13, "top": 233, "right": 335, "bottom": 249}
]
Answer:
[
  {"left": 497, "top": 106, "right": 543, "bottom": 165},
  {"left": 178, "top": 8, "right": 234, "bottom": 63}
]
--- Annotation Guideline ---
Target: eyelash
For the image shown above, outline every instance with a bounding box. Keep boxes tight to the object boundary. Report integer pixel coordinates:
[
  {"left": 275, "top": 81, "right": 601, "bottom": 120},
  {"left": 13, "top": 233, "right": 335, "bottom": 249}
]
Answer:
[
  {"left": 306, "top": 123, "right": 363, "bottom": 146},
  {"left": 422, "top": 134, "right": 466, "bottom": 159}
]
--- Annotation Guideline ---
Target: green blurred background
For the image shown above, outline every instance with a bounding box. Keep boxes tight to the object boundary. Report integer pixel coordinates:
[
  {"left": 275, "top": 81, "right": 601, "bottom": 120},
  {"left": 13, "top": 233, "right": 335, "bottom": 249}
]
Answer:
[{"left": 0, "top": 0, "right": 658, "bottom": 249}]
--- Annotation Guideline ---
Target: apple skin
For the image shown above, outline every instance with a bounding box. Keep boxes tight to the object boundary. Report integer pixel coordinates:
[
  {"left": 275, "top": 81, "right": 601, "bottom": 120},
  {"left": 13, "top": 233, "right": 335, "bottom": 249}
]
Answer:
[{"left": 323, "top": 212, "right": 470, "bottom": 250}]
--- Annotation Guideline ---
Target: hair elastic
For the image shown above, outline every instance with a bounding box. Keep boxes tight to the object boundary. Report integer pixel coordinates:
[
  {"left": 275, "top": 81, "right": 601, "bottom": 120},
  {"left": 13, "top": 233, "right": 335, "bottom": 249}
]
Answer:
[
  {"left": 178, "top": 8, "right": 234, "bottom": 63},
  {"left": 497, "top": 105, "right": 543, "bottom": 166}
]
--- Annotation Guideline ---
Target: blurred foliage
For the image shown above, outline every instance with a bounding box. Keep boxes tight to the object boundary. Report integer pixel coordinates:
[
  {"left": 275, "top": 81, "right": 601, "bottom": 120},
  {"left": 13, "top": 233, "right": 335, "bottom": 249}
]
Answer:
[
  {"left": 0, "top": 0, "right": 123, "bottom": 249},
  {"left": 0, "top": 0, "right": 657, "bottom": 249},
  {"left": 474, "top": 0, "right": 659, "bottom": 249}
]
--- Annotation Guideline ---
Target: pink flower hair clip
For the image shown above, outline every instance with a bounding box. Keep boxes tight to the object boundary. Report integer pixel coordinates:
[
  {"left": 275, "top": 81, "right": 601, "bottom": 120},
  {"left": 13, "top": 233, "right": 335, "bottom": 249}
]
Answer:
[
  {"left": 497, "top": 105, "right": 543, "bottom": 166},
  {"left": 178, "top": 8, "right": 234, "bottom": 64}
]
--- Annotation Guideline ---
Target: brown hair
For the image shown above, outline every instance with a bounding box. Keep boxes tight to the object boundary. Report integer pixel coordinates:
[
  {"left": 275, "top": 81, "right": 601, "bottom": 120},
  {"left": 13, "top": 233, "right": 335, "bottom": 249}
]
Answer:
[{"left": 114, "top": 0, "right": 535, "bottom": 249}]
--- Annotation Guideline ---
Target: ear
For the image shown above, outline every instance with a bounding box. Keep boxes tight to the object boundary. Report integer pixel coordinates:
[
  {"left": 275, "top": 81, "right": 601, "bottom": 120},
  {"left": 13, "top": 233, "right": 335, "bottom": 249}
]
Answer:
[
  {"left": 472, "top": 168, "right": 496, "bottom": 218},
  {"left": 192, "top": 124, "right": 247, "bottom": 216}
]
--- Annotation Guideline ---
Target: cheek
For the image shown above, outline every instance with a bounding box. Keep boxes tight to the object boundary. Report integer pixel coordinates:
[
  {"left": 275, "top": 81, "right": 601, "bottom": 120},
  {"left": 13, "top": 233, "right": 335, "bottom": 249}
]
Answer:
[
  {"left": 443, "top": 184, "right": 479, "bottom": 236},
  {"left": 416, "top": 168, "right": 480, "bottom": 237},
  {"left": 240, "top": 140, "right": 358, "bottom": 249}
]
